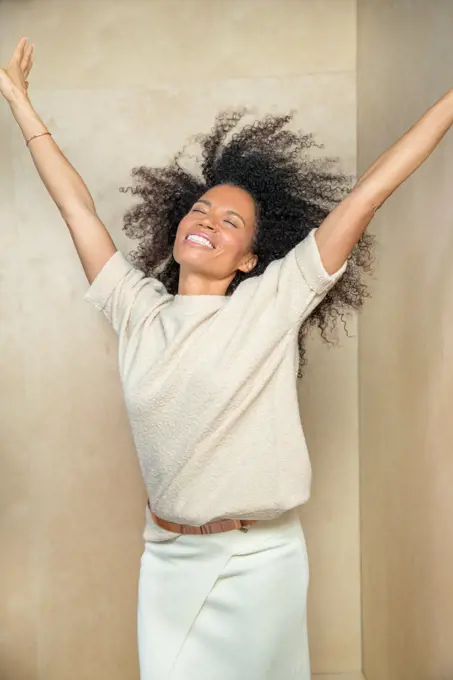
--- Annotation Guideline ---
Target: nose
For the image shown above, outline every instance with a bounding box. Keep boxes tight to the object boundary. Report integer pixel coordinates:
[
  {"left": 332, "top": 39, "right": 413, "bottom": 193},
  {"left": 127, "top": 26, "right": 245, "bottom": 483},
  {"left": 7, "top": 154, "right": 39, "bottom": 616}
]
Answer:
[{"left": 198, "top": 214, "right": 215, "bottom": 231}]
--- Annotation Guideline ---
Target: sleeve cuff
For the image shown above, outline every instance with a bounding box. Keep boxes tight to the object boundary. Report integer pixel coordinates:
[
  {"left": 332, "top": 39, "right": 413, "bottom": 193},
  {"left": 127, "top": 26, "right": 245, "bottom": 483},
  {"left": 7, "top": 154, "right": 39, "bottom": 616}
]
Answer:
[
  {"left": 294, "top": 229, "right": 347, "bottom": 295},
  {"left": 84, "top": 250, "right": 135, "bottom": 311}
]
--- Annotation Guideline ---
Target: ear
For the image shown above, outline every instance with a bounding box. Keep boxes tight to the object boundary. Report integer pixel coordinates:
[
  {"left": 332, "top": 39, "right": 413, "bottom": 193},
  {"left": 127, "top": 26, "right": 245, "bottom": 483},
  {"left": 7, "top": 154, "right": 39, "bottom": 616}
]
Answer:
[{"left": 238, "top": 253, "right": 258, "bottom": 274}]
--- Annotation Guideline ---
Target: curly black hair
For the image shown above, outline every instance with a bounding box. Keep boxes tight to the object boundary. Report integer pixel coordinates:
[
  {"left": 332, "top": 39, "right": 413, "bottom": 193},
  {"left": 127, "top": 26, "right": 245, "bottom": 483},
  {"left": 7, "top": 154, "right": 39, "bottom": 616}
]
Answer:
[{"left": 121, "top": 110, "right": 374, "bottom": 376}]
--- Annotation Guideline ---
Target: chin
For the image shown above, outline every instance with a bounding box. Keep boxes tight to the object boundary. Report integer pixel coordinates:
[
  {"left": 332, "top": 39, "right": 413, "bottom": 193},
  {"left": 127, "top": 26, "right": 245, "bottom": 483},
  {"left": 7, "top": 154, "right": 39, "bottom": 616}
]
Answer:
[
  {"left": 174, "top": 242, "right": 212, "bottom": 265},
  {"left": 174, "top": 249, "right": 211, "bottom": 273}
]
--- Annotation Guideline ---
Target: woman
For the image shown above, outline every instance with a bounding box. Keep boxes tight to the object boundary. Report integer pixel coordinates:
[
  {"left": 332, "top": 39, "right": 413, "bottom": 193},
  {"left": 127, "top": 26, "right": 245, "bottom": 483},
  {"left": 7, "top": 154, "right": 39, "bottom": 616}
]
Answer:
[{"left": 1, "top": 38, "right": 451, "bottom": 679}]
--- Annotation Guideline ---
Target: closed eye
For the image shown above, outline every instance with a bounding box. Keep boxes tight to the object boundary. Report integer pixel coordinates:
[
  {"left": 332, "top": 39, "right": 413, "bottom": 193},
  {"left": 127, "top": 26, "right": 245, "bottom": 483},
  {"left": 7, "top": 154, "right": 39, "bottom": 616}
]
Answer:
[{"left": 224, "top": 220, "right": 238, "bottom": 227}]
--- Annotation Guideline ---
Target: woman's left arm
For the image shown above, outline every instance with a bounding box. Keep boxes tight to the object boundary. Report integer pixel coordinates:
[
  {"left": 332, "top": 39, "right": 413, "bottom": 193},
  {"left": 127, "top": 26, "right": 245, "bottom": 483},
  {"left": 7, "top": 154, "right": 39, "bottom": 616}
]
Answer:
[{"left": 316, "top": 88, "right": 453, "bottom": 274}]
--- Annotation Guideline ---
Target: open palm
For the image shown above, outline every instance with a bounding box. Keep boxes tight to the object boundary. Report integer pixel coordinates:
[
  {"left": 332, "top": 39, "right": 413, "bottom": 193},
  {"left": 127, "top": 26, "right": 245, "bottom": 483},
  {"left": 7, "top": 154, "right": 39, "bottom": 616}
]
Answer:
[{"left": 0, "top": 37, "right": 34, "bottom": 102}]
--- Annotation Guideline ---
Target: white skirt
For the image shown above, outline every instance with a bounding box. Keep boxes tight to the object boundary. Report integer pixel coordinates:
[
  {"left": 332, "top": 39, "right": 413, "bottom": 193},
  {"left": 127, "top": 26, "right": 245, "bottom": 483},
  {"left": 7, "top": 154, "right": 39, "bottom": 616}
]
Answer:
[{"left": 137, "top": 509, "right": 310, "bottom": 680}]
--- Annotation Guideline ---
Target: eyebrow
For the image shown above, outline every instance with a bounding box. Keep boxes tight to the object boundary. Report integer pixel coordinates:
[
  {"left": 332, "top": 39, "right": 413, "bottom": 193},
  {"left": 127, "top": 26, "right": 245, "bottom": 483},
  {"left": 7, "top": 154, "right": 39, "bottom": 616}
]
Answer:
[{"left": 194, "top": 199, "right": 246, "bottom": 227}]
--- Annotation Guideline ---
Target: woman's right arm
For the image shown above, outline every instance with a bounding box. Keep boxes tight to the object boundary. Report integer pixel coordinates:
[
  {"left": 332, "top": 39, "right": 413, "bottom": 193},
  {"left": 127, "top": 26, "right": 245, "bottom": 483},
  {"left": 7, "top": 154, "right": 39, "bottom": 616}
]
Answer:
[{"left": 1, "top": 39, "right": 117, "bottom": 283}]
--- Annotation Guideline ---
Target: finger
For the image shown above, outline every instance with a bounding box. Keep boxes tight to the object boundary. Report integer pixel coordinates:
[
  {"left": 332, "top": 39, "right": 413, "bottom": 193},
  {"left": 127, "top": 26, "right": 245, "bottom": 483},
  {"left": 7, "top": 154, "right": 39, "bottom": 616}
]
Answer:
[
  {"left": 11, "top": 36, "right": 28, "bottom": 63},
  {"left": 25, "top": 58, "right": 34, "bottom": 79},
  {"left": 24, "top": 60, "right": 33, "bottom": 79},
  {"left": 7, "top": 37, "right": 27, "bottom": 69},
  {"left": 21, "top": 43, "right": 33, "bottom": 74}
]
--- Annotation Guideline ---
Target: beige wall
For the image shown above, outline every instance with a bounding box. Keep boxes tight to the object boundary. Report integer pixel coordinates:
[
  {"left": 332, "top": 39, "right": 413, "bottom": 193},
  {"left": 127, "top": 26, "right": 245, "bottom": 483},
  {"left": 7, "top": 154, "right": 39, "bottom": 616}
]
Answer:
[
  {"left": 358, "top": 2, "right": 453, "bottom": 679},
  {"left": 0, "top": 1, "right": 360, "bottom": 678}
]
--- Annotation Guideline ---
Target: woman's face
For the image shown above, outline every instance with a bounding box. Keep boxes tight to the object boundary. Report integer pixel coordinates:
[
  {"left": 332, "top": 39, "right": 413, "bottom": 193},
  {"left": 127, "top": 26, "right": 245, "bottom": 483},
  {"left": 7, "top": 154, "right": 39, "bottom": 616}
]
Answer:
[{"left": 173, "top": 184, "right": 258, "bottom": 292}]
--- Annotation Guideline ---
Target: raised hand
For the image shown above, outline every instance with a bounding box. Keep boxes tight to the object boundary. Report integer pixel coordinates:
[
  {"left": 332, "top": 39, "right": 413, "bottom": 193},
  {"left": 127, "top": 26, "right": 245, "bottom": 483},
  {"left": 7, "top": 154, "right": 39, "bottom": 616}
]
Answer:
[{"left": 0, "top": 37, "right": 34, "bottom": 103}]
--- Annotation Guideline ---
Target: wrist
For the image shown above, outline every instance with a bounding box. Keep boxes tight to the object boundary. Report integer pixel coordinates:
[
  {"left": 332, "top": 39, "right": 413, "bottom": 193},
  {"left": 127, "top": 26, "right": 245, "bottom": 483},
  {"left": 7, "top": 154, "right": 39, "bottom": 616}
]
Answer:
[
  {"left": 9, "top": 92, "right": 49, "bottom": 143},
  {"left": 9, "top": 89, "right": 33, "bottom": 113}
]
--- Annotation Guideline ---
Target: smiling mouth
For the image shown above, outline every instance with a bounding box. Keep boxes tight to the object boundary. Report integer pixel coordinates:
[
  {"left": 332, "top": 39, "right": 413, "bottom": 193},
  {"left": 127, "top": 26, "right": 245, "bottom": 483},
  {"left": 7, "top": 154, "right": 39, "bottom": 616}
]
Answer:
[{"left": 185, "top": 234, "right": 215, "bottom": 249}]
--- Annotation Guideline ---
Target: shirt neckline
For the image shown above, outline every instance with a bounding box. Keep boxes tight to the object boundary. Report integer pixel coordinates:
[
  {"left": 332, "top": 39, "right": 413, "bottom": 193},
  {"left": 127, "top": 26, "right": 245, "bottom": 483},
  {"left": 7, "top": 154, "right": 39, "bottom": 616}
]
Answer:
[
  {"left": 174, "top": 293, "right": 227, "bottom": 300},
  {"left": 171, "top": 293, "right": 227, "bottom": 310}
]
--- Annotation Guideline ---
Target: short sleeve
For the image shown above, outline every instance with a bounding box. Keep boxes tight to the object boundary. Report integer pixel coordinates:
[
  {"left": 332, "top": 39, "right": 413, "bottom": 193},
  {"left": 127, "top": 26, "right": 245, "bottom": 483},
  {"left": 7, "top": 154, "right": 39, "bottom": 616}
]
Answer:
[
  {"left": 258, "top": 229, "right": 347, "bottom": 327},
  {"left": 84, "top": 250, "right": 167, "bottom": 335}
]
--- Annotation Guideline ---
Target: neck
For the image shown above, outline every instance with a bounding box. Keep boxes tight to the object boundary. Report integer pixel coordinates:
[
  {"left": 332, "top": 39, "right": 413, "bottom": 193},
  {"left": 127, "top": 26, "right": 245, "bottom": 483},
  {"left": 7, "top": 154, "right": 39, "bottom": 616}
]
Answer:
[{"left": 177, "top": 269, "right": 234, "bottom": 296}]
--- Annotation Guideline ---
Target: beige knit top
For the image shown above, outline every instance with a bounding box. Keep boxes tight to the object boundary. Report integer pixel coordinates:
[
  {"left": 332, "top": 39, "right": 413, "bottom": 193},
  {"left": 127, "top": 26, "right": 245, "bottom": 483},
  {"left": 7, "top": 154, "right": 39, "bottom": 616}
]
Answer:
[{"left": 85, "top": 229, "right": 346, "bottom": 541}]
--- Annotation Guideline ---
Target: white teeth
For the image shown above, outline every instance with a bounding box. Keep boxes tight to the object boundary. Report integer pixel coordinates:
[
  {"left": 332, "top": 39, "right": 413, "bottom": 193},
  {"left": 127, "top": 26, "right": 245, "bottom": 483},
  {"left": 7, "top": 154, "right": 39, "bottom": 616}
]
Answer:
[{"left": 187, "top": 234, "right": 214, "bottom": 248}]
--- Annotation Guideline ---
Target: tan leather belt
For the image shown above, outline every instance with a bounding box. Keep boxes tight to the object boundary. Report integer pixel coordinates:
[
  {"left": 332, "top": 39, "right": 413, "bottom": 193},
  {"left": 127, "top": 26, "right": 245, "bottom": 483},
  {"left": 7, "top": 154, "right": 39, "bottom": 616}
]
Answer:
[{"left": 147, "top": 500, "right": 256, "bottom": 535}]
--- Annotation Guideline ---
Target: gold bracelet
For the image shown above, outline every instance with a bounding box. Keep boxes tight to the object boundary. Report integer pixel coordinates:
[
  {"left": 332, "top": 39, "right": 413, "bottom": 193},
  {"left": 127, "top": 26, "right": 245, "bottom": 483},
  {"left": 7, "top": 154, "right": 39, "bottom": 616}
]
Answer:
[{"left": 26, "top": 131, "right": 51, "bottom": 147}]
